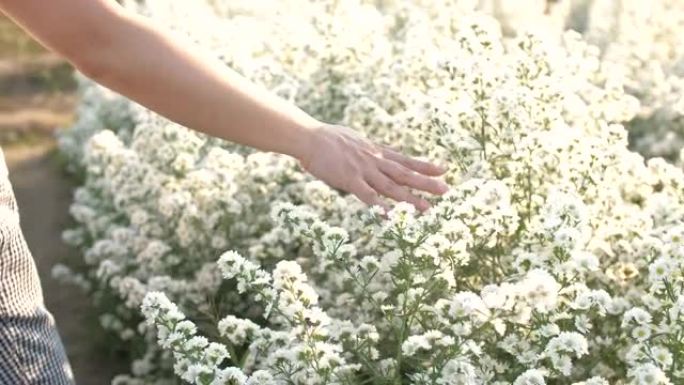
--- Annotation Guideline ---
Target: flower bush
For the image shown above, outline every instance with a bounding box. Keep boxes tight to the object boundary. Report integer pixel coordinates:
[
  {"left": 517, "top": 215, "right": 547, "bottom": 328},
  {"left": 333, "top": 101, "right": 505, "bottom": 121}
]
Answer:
[
  {"left": 55, "top": 0, "right": 684, "bottom": 384},
  {"left": 579, "top": 0, "right": 684, "bottom": 160},
  {"left": 488, "top": 0, "right": 684, "bottom": 161}
]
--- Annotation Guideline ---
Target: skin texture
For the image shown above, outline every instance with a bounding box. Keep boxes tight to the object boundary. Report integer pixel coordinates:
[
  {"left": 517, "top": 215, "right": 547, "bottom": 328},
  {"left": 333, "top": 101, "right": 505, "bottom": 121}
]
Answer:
[{"left": 0, "top": 0, "right": 448, "bottom": 211}]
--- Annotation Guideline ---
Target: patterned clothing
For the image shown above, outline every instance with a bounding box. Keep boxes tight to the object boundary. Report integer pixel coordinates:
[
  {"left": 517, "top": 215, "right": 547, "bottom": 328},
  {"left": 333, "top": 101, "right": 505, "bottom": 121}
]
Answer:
[{"left": 0, "top": 147, "right": 74, "bottom": 385}]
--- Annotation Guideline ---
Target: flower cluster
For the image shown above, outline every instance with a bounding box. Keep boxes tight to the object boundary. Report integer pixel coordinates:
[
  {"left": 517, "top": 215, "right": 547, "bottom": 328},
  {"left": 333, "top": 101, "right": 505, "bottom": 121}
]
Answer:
[
  {"left": 580, "top": 0, "right": 684, "bottom": 160},
  {"left": 490, "top": 0, "right": 684, "bottom": 160},
  {"left": 55, "top": 0, "right": 684, "bottom": 384}
]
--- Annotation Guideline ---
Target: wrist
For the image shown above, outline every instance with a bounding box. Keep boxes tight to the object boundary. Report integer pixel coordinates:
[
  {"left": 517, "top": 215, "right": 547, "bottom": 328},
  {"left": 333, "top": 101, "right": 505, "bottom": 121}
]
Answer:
[{"left": 289, "top": 116, "right": 324, "bottom": 168}]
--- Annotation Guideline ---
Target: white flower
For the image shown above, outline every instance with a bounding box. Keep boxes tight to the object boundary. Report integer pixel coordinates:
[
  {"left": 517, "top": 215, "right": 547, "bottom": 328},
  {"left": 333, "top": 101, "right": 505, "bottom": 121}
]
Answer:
[
  {"left": 401, "top": 331, "right": 452, "bottom": 357},
  {"left": 628, "top": 363, "right": 672, "bottom": 385},
  {"left": 518, "top": 269, "right": 561, "bottom": 313},
  {"left": 631, "top": 325, "right": 651, "bottom": 341},
  {"left": 571, "top": 377, "right": 609, "bottom": 385},
  {"left": 648, "top": 257, "right": 674, "bottom": 284},
  {"left": 652, "top": 345, "right": 673, "bottom": 368},
  {"left": 141, "top": 292, "right": 183, "bottom": 324},
  {"left": 205, "top": 343, "right": 229, "bottom": 366},
  {"left": 212, "top": 367, "right": 247, "bottom": 385},
  {"left": 513, "top": 369, "right": 546, "bottom": 385},
  {"left": 401, "top": 335, "right": 431, "bottom": 357},
  {"left": 217, "top": 316, "right": 260, "bottom": 345},
  {"left": 438, "top": 358, "right": 478, "bottom": 385},
  {"left": 246, "top": 370, "right": 275, "bottom": 385},
  {"left": 623, "top": 307, "right": 653, "bottom": 328},
  {"left": 570, "top": 251, "right": 600, "bottom": 272},
  {"left": 544, "top": 332, "right": 589, "bottom": 375},
  {"left": 572, "top": 290, "right": 612, "bottom": 315}
]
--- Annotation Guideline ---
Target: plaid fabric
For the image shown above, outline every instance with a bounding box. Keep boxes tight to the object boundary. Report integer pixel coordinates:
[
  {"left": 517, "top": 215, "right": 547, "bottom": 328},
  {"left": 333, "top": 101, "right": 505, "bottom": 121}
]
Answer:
[{"left": 0, "top": 147, "right": 74, "bottom": 385}]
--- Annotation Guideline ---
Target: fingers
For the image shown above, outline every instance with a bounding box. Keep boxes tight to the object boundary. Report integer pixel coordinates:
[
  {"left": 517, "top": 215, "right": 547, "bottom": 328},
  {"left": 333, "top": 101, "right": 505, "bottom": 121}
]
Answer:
[
  {"left": 378, "top": 159, "right": 449, "bottom": 195},
  {"left": 381, "top": 146, "right": 446, "bottom": 176},
  {"left": 366, "top": 170, "right": 431, "bottom": 212},
  {"left": 351, "top": 180, "right": 389, "bottom": 212}
]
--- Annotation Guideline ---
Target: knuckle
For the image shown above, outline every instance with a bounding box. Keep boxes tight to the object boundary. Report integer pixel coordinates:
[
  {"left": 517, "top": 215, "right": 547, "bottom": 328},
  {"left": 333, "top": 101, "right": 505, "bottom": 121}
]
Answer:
[{"left": 363, "top": 146, "right": 381, "bottom": 159}]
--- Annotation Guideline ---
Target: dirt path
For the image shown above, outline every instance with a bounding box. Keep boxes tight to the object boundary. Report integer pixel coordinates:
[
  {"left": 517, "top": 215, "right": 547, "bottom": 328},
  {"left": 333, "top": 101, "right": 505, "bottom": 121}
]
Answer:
[{"left": 3, "top": 138, "right": 127, "bottom": 384}]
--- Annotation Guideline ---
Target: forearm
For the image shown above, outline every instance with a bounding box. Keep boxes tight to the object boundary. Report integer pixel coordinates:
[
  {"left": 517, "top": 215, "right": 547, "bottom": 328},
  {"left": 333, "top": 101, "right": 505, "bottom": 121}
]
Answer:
[
  {"left": 0, "top": 0, "right": 318, "bottom": 160},
  {"left": 78, "top": 9, "right": 319, "bottom": 160}
]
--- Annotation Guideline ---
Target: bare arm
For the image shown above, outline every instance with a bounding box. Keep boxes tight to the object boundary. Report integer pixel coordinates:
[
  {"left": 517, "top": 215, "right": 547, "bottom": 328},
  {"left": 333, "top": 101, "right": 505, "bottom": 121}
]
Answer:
[{"left": 0, "top": 0, "right": 448, "bottom": 210}]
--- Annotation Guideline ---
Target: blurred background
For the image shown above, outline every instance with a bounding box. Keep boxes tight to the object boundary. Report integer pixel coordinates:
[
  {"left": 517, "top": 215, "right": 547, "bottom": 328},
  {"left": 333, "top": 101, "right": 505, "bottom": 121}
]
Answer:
[{"left": 0, "top": 14, "right": 126, "bottom": 384}]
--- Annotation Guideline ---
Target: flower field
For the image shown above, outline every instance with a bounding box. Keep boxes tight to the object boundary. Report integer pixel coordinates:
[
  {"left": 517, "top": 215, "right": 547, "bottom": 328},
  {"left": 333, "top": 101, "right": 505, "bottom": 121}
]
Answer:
[{"left": 54, "top": 0, "right": 684, "bottom": 384}]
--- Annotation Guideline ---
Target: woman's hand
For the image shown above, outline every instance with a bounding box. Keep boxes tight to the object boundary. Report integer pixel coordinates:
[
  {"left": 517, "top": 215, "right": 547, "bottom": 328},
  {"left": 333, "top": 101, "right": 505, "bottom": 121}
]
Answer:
[{"left": 298, "top": 124, "right": 449, "bottom": 212}]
